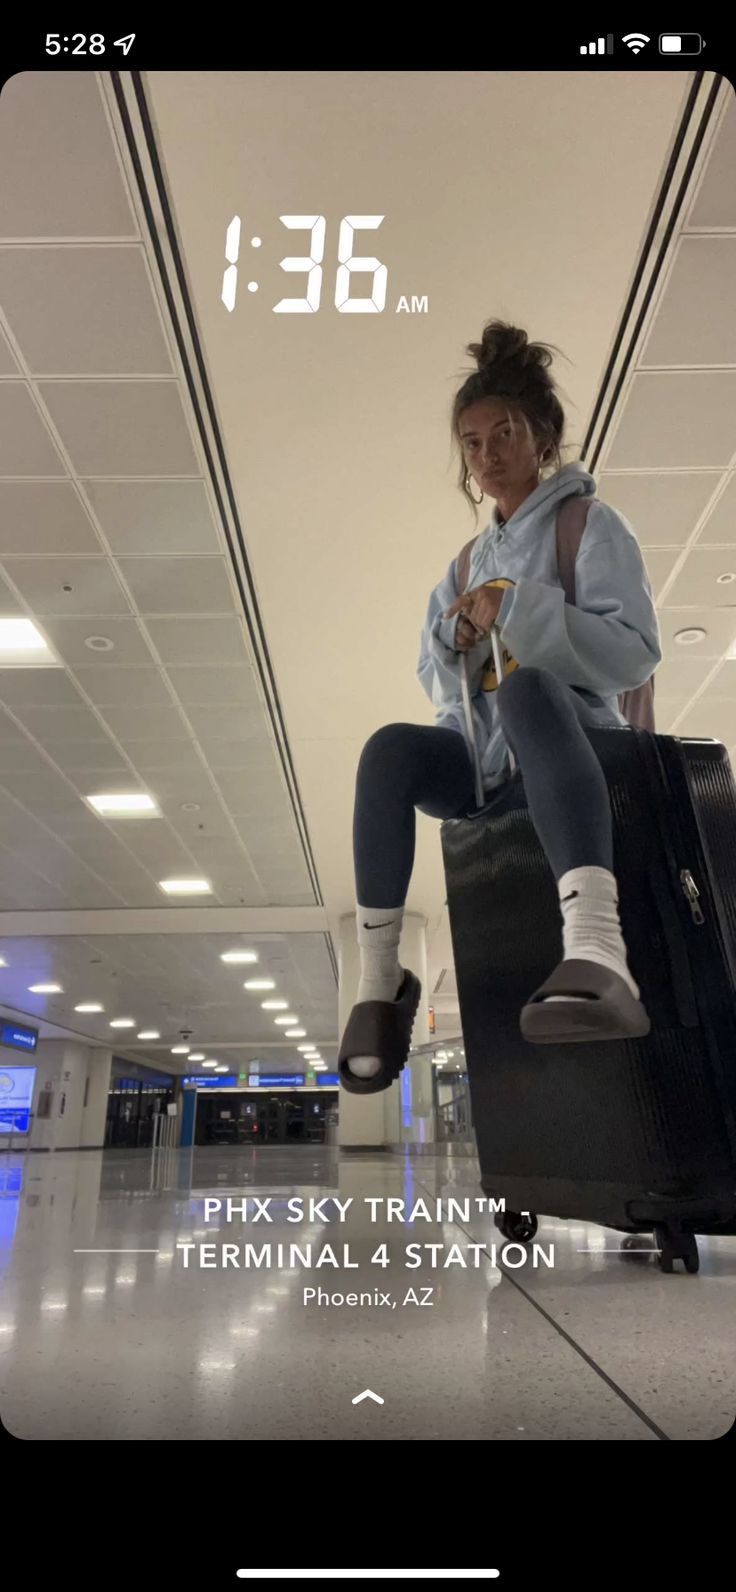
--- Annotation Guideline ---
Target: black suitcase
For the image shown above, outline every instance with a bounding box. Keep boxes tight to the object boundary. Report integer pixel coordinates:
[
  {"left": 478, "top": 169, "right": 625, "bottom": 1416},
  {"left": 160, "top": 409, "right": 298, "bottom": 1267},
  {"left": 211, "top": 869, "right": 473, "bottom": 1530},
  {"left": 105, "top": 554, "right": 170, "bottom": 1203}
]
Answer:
[{"left": 441, "top": 661, "right": 736, "bottom": 1275}]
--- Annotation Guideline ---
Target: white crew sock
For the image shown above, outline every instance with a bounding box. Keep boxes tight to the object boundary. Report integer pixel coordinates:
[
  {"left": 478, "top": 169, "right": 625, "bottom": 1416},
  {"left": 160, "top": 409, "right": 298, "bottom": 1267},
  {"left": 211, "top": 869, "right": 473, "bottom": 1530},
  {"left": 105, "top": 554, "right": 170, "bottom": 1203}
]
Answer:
[
  {"left": 544, "top": 866, "right": 639, "bottom": 1002},
  {"left": 348, "top": 904, "right": 404, "bottom": 1078}
]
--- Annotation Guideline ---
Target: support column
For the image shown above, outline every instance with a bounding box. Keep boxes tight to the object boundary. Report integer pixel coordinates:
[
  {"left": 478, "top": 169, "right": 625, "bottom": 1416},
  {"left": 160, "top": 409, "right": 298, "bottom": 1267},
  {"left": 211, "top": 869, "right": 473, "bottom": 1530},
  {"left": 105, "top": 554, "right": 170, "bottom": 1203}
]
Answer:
[
  {"left": 29, "top": 1040, "right": 88, "bottom": 1151},
  {"left": 82, "top": 1048, "right": 112, "bottom": 1148},
  {"left": 337, "top": 910, "right": 431, "bottom": 1149}
]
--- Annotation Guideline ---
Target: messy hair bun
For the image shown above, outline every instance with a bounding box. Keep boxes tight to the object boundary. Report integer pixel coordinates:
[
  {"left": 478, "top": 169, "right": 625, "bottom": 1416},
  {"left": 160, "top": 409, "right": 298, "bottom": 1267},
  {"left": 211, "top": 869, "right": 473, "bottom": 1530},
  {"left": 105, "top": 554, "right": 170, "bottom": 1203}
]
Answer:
[{"left": 452, "top": 318, "right": 568, "bottom": 519}]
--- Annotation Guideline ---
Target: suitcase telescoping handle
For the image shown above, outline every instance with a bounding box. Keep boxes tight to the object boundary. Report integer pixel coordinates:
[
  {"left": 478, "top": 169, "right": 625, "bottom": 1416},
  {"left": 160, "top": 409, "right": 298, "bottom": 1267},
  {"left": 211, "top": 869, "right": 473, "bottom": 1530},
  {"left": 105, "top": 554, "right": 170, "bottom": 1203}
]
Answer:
[{"left": 460, "top": 627, "right": 516, "bottom": 810}]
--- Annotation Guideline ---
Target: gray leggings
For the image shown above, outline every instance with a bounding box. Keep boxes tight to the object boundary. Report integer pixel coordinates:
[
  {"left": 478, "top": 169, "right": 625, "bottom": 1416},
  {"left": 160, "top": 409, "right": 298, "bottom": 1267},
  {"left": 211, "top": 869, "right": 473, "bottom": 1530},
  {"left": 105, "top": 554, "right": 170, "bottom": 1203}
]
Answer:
[{"left": 354, "top": 666, "right": 616, "bottom": 908}]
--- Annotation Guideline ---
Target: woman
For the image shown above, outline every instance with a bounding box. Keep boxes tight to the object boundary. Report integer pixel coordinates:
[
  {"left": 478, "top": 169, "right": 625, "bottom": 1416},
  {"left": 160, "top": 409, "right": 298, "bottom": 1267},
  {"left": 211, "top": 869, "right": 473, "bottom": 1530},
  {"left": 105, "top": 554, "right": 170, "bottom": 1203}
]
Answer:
[{"left": 338, "top": 320, "right": 662, "bottom": 1094}]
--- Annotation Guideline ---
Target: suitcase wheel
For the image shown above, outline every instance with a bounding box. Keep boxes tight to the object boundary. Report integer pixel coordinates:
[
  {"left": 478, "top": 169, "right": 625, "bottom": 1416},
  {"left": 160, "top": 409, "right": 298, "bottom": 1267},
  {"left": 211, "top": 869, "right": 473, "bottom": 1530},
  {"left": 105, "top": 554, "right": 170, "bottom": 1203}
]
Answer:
[
  {"left": 495, "top": 1210, "right": 538, "bottom": 1244},
  {"left": 654, "top": 1223, "right": 700, "bottom": 1275}
]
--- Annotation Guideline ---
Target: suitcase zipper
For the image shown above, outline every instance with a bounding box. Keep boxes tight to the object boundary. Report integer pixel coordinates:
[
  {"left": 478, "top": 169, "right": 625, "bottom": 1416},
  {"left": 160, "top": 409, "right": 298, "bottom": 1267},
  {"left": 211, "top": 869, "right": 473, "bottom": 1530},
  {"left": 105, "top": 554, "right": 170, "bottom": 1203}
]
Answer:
[{"left": 680, "top": 869, "right": 705, "bottom": 926}]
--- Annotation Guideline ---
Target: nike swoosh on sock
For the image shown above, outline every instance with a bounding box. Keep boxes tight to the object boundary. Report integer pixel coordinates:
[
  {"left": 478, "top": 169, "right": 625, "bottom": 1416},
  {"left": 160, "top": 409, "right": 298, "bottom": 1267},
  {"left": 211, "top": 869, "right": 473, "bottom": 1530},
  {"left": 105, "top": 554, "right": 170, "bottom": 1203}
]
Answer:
[{"left": 363, "top": 921, "right": 394, "bottom": 930}]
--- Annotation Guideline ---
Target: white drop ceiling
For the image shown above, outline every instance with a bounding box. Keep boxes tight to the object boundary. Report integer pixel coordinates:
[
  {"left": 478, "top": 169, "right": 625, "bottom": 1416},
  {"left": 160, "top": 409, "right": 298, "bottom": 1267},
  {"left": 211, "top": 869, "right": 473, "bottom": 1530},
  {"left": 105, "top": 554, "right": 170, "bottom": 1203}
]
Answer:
[{"left": 0, "top": 68, "right": 733, "bottom": 1068}]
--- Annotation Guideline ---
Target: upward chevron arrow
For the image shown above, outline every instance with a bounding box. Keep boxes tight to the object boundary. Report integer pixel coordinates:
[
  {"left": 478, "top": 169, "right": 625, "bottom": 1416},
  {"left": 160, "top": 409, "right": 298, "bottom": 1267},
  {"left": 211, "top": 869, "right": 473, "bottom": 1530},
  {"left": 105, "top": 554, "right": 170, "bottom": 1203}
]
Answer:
[{"left": 351, "top": 1389, "right": 384, "bottom": 1405}]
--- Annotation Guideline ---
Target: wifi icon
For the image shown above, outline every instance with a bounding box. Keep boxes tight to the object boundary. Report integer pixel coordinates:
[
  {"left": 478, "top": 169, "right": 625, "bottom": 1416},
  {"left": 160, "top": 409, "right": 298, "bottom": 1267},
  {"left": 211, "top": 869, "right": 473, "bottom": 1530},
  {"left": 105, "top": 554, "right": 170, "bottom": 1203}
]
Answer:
[{"left": 623, "top": 32, "right": 650, "bottom": 53}]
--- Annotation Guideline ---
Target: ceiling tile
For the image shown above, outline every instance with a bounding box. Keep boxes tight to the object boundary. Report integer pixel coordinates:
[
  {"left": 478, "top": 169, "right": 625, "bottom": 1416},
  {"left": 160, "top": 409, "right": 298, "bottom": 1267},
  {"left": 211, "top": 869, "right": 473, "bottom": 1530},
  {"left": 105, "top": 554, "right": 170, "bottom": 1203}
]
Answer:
[
  {"left": 695, "top": 476, "right": 736, "bottom": 547},
  {"left": 143, "top": 617, "right": 249, "bottom": 666},
  {"left": 116, "top": 556, "right": 235, "bottom": 615},
  {"left": 13, "top": 704, "right": 109, "bottom": 743},
  {"left": 37, "top": 381, "right": 200, "bottom": 477},
  {"left": 0, "top": 574, "right": 24, "bottom": 614},
  {"left": 597, "top": 473, "right": 719, "bottom": 548},
  {"left": 0, "top": 668, "right": 84, "bottom": 707},
  {"left": 49, "top": 741, "right": 130, "bottom": 773},
  {"left": 39, "top": 616, "right": 156, "bottom": 669},
  {"left": 664, "top": 547, "right": 736, "bottom": 609},
  {"left": 83, "top": 480, "right": 220, "bottom": 555},
  {"left": 654, "top": 657, "right": 716, "bottom": 697},
  {"left": 166, "top": 665, "right": 260, "bottom": 705},
  {"left": 659, "top": 606, "right": 736, "bottom": 659},
  {"left": 0, "top": 383, "right": 66, "bottom": 475},
  {"left": 72, "top": 666, "right": 171, "bottom": 707},
  {"left": 184, "top": 704, "right": 268, "bottom": 741},
  {"left": 604, "top": 373, "right": 736, "bottom": 470},
  {"left": 0, "top": 247, "right": 173, "bottom": 376},
  {"left": 640, "top": 238, "right": 736, "bottom": 368},
  {"left": 643, "top": 548, "right": 681, "bottom": 599},
  {"left": 122, "top": 741, "right": 205, "bottom": 774},
  {"left": 0, "top": 73, "right": 137, "bottom": 238},
  {"left": 0, "top": 481, "right": 103, "bottom": 556},
  {"left": 100, "top": 702, "right": 190, "bottom": 742},
  {"left": 697, "top": 659, "right": 736, "bottom": 700},
  {"left": 2, "top": 556, "right": 132, "bottom": 615},
  {"left": 675, "top": 699, "right": 736, "bottom": 745},
  {"left": 687, "top": 93, "right": 736, "bottom": 229},
  {"left": 0, "top": 328, "right": 19, "bottom": 374}
]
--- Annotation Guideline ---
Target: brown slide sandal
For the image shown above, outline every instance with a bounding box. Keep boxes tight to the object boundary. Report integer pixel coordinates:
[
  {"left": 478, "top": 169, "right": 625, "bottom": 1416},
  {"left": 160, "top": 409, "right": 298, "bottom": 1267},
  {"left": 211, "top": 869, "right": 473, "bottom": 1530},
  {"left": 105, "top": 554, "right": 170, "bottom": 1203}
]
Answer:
[
  {"left": 338, "top": 970, "right": 422, "bottom": 1095},
  {"left": 520, "top": 958, "right": 651, "bottom": 1045}
]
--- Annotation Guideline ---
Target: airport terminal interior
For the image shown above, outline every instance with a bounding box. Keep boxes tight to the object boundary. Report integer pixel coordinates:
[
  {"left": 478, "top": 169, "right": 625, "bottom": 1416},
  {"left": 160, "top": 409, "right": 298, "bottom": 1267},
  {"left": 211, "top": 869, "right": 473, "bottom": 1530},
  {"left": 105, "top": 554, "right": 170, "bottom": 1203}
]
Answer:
[{"left": 0, "top": 67, "right": 734, "bottom": 1441}]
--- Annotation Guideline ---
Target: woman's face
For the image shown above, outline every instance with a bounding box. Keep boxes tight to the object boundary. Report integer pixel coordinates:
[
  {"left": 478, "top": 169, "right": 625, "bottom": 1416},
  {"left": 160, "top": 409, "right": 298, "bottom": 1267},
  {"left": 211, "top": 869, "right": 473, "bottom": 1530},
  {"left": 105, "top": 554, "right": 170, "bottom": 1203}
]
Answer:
[{"left": 459, "top": 398, "right": 542, "bottom": 500}]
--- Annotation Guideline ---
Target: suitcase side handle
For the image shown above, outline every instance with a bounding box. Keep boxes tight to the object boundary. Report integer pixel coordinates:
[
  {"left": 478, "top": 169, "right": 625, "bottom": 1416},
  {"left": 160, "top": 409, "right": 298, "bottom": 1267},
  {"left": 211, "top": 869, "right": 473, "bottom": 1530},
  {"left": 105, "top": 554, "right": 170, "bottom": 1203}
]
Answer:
[{"left": 461, "top": 629, "right": 516, "bottom": 810}]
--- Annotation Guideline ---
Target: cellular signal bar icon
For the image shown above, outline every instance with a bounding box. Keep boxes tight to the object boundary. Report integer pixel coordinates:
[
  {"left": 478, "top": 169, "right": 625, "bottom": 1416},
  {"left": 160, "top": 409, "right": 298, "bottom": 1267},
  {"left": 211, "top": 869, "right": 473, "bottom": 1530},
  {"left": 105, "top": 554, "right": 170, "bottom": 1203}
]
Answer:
[{"left": 580, "top": 35, "right": 614, "bottom": 54}]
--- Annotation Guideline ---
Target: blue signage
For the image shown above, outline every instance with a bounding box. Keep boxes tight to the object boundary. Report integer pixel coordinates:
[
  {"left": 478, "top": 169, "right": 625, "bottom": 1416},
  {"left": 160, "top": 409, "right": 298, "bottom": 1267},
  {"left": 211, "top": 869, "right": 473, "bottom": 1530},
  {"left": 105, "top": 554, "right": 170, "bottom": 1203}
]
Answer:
[
  {"left": 316, "top": 1073, "right": 339, "bottom": 1086},
  {"left": 1, "top": 1021, "right": 38, "bottom": 1054},
  {"left": 0, "top": 1066, "right": 36, "bottom": 1133},
  {"left": 183, "top": 1074, "right": 238, "bottom": 1088},
  {"left": 254, "top": 1074, "right": 305, "bottom": 1087}
]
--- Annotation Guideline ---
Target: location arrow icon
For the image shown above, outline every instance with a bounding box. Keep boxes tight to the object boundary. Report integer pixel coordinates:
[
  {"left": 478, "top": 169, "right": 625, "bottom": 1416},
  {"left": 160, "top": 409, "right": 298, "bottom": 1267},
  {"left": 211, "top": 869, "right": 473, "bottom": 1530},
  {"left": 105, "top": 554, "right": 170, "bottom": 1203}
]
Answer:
[{"left": 351, "top": 1389, "right": 384, "bottom": 1405}]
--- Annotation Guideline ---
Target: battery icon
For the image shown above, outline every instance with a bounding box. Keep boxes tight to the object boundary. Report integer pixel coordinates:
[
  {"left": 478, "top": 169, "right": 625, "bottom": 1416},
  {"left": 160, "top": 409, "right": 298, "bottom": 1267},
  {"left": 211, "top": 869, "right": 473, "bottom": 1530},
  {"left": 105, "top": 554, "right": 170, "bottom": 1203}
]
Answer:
[{"left": 659, "top": 33, "right": 704, "bottom": 54}]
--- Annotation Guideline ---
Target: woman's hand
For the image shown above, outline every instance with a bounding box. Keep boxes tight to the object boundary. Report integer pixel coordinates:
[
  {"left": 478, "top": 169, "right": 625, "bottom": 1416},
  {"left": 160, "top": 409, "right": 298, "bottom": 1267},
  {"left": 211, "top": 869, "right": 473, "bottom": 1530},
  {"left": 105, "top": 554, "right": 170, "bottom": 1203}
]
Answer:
[{"left": 445, "top": 583, "right": 506, "bottom": 649}]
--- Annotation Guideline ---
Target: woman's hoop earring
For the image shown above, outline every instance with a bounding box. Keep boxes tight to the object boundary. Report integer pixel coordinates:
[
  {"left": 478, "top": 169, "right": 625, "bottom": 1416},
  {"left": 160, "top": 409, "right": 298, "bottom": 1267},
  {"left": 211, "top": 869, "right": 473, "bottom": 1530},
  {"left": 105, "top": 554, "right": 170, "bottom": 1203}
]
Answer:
[{"left": 465, "top": 473, "right": 484, "bottom": 505}]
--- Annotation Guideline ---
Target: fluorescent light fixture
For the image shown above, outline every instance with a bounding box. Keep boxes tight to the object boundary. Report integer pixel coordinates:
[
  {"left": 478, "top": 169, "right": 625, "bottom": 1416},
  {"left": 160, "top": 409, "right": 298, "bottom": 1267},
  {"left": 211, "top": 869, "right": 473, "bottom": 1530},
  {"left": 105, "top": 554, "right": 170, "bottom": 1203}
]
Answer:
[
  {"left": 171, "top": 1045, "right": 190, "bottom": 1055},
  {"left": 75, "top": 1002, "right": 104, "bottom": 1013},
  {"left": 215, "top": 1066, "right": 228, "bottom": 1074},
  {"left": 244, "top": 979, "right": 275, "bottom": 991},
  {"left": 158, "top": 877, "right": 212, "bottom": 895},
  {"left": 274, "top": 1016, "right": 298, "bottom": 1026},
  {"left": 109, "top": 1018, "right": 136, "bottom": 1029},
  {"left": 86, "top": 791, "right": 158, "bottom": 817},
  {"left": 285, "top": 1029, "right": 305, "bottom": 1038},
  {"left": 201, "top": 1061, "right": 218, "bottom": 1068},
  {"left": 297, "top": 1045, "right": 313, "bottom": 1052},
  {"left": 137, "top": 1030, "right": 160, "bottom": 1040},
  {"left": 261, "top": 1000, "right": 288, "bottom": 1010},
  {"left": 0, "top": 958, "right": 7, "bottom": 967},
  {"left": 29, "top": 982, "right": 62, "bottom": 994},
  {"left": 189, "top": 1052, "right": 205, "bottom": 1062},
  {"left": 0, "top": 617, "right": 58, "bottom": 667},
  {"left": 220, "top": 950, "right": 258, "bottom": 964}
]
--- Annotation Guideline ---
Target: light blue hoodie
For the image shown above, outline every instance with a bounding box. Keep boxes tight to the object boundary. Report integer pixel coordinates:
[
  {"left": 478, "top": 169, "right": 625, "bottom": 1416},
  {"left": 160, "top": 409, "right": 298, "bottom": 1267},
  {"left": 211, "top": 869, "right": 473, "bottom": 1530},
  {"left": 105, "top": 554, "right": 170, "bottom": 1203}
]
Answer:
[{"left": 417, "top": 463, "right": 662, "bottom": 791}]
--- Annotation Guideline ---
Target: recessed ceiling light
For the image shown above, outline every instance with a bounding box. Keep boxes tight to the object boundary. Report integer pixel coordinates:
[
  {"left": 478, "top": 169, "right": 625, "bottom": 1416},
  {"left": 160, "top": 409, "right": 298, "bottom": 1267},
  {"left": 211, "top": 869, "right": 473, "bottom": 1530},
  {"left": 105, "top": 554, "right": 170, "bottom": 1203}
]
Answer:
[
  {"left": 75, "top": 1002, "right": 104, "bottom": 1013},
  {"left": 717, "top": 572, "right": 736, "bottom": 585},
  {"left": 261, "top": 1000, "right": 288, "bottom": 1010},
  {"left": 285, "top": 1029, "right": 306, "bottom": 1038},
  {"left": 189, "top": 1052, "right": 205, "bottom": 1062},
  {"left": 0, "top": 958, "right": 7, "bottom": 967},
  {"left": 180, "top": 802, "right": 201, "bottom": 812},
  {"left": 297, "top": 1044, "right": 313, "bottom": 1052},
  {"left": 29, "top": 982, "right": 62, "bottom": 994},
  {"left": 274, "top": 1015, "right": 298, "bottom": 1026},
  {"left": 86, "top": 792, "right": 159, "bottom": 818},
  {"left": 84, "top": 634, "right": 114, "bottom": 652},
  {"left": 220, "top": 950, "right": 259, "bottom": 964},
  {"left": 0, "top": 617, "right": 59, "bottom": 667},
  {"left": 244, "top": 979, "right": 275, "bottom": 991},
  {"left": 674, "top": 628, "right": 707, "bottom": 646},
  {"left": 201, "top": 1061, "right": 218, "bottom": 1068},
  {"left": 171, "top": 1045, "right": 190, "bottom": 1054},
  {"left": 137, "top": 1030, "right": 160, "bottom": 1040},
  {"left": 158, "top": 877, "right": 212, "bottom": 895},
  {"left": 109, "top": 1018, "right": 136, "bottom": 1028},
  {"left": 215, "top": 1066, "right": 228, "bottom": 1074}
]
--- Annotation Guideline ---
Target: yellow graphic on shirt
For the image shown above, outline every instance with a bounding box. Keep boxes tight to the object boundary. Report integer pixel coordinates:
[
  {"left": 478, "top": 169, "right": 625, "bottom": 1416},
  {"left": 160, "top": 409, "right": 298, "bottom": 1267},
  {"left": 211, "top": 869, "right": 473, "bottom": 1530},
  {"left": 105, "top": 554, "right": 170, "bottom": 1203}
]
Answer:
[{"left": 478, "top": 580, "right": 518, "bottom": 692}]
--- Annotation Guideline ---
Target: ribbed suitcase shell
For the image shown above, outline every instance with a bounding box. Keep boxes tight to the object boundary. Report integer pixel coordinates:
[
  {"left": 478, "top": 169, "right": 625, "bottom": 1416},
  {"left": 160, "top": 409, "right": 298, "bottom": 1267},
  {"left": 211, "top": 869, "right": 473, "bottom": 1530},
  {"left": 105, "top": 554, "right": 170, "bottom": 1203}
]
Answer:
[{"left": 440, "top": 729, "right": 736, "bottom": 1239}]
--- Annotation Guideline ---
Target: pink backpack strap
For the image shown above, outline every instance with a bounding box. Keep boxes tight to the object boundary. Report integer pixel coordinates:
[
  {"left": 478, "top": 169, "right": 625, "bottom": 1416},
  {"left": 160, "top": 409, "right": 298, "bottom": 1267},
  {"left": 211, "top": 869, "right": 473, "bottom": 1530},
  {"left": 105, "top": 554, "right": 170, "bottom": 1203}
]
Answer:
[
  {"left": 455, "top": 535, "right": 479, "bottom": 594},
  {"left": 556, "top": 494, "right": 656, "bottom": 731}
]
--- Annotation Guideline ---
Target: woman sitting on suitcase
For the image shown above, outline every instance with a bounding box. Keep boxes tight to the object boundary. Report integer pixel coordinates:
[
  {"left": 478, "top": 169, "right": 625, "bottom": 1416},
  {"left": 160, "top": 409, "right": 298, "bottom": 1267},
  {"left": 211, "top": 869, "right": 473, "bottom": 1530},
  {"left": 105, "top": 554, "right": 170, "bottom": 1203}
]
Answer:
[{"left": 338, "top": 319, "right": 661, "bottom": 1093}]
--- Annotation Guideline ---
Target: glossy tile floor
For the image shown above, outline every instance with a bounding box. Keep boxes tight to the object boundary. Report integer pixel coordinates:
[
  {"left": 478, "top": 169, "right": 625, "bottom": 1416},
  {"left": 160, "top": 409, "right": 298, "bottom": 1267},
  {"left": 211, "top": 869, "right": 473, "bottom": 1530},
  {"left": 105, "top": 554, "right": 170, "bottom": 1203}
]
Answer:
[{"left": 0, "top": 1145, "right": 733, "bottom": 1440}]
